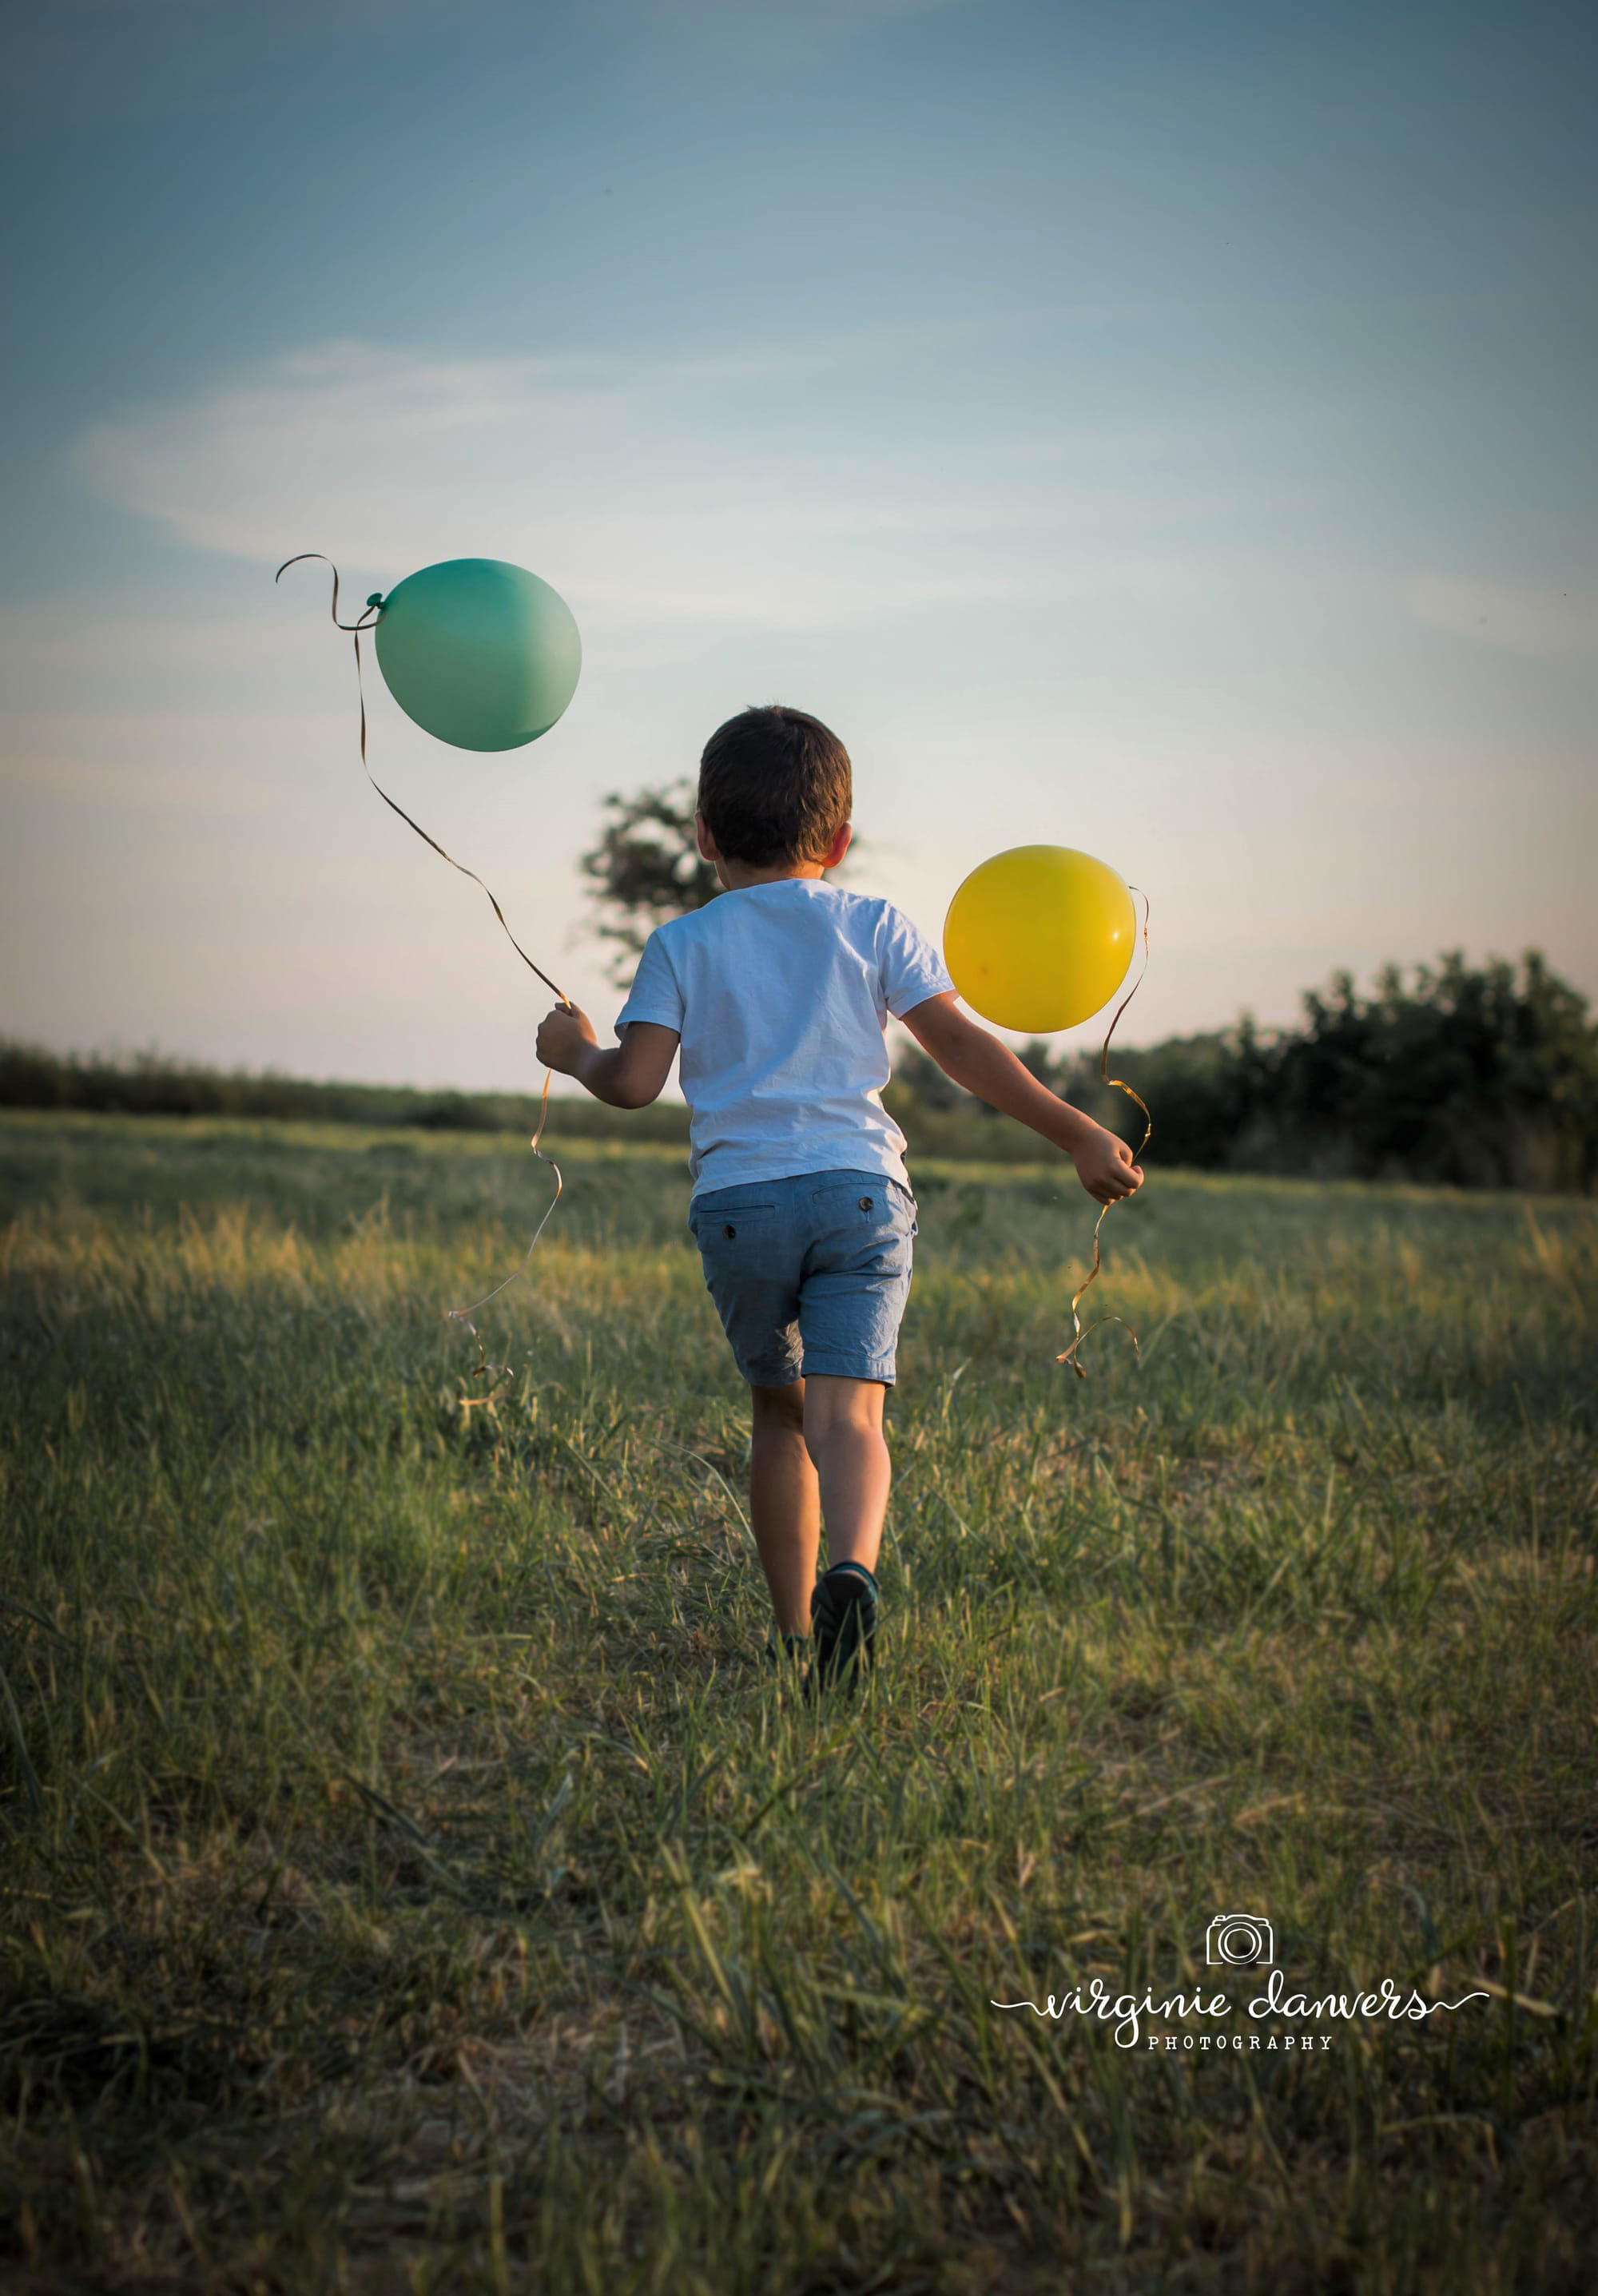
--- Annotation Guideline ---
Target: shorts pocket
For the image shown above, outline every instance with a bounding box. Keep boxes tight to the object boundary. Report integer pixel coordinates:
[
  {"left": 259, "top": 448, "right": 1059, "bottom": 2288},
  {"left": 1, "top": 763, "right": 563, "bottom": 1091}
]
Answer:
[
  {"left": 808, "top": 1178, "right": 916, "bottom": 1234},
  {"left": 807, "top": 1178, "right": 892, "bottom": 1213},
  {"left": 804, "top": 1181, "right": 915, "bottom": 1270},
  {"left": 690, "top": 1200, "right": 778, "bottom": 1245}
]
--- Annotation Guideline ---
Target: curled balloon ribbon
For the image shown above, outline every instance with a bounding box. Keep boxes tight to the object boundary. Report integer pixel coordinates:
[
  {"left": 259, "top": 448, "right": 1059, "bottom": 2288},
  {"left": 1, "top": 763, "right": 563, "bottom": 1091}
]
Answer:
[
  {"left": 1057, "top": 888, "right": 1152, "bottom": 1380},
  {"left": 443, "top": 1067, "right": 564, "bottom": 1400},
  {"left": 276, "top": 553, "right": 566, "bottom": 1385}
]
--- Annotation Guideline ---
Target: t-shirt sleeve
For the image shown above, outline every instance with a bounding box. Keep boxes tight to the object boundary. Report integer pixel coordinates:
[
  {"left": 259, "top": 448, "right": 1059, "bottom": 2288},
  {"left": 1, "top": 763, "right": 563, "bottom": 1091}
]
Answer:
[
  {"left": 614, "top": 928, "right": 685, "bottom": 1038},
  {"left": 877, "top": 903, "right": 956, "bottom": 1019}
]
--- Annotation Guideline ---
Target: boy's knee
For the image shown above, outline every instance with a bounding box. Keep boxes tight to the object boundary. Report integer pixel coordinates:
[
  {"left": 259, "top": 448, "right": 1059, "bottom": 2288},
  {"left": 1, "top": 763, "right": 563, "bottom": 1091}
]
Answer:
[
  {"left": 802, "top": 1374, "right": 886, "bottom": 1444},
  {"left": 751, "top": 1380, "right": 806, "bottom": 1434}
]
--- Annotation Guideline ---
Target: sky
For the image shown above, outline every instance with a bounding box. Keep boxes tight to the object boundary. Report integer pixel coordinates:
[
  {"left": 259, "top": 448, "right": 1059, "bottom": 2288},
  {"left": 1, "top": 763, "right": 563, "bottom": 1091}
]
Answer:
[{"left": 2, "top": 0, "right": 1594, "bottom": 1092}]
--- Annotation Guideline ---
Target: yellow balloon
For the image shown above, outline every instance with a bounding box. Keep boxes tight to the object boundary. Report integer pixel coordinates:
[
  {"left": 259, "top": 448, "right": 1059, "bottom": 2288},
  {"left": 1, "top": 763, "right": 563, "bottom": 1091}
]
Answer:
[{"left": 944, "top": 845, "right": 1135, "bottom": 1035}]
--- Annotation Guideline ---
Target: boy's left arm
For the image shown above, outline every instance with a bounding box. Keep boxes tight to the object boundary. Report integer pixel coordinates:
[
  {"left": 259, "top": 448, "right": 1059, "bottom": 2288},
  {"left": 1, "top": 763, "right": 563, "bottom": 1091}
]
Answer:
[
  {"left": 900, "top": 993, "right": 1143, "bottom": 1205},
  {"left": 536, "top": 1005, "right": 679, "bottom": 1109}
]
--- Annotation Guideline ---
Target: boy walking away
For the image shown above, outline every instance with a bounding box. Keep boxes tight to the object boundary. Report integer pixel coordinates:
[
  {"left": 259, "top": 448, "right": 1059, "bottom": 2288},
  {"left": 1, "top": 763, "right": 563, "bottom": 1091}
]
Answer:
[{"left": 537, "top": 707, "right": 1142, "bottom": 1692}]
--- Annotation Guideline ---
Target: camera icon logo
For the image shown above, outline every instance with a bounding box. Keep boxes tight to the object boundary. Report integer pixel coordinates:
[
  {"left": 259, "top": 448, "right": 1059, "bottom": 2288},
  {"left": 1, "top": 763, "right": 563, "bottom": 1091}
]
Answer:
[{"left": 1206, "top": 1914, "right": 1274, "bottom": 1968}]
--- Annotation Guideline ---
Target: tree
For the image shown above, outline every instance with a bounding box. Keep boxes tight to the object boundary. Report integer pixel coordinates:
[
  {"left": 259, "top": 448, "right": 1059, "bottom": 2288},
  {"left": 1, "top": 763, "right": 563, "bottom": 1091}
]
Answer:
[
  {"left": 1271, "top": 950, "right": 1598, "bottom": 1188},
  {"left": 579, "top": 781, "right": 721, "bottom": 983},
  {"left": 579, "top": 777, "right": 858, "bottom": 983}
]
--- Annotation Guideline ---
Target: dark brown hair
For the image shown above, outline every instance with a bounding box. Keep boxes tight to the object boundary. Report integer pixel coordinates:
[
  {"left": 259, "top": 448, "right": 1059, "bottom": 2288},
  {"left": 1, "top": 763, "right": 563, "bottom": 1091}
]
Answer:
[{"left": 697, "top": 705, "right": 852, "bottom": 868}]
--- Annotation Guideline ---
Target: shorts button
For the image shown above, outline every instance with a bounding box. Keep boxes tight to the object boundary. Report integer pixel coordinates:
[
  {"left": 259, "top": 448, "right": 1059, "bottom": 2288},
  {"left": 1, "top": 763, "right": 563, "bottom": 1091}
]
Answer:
[
  {"left": 859, "top": 1195, "right": 873, "bottom": 1211},
  {"left": 723, "top": 1223, "right": 736, "bottom": 1238}
]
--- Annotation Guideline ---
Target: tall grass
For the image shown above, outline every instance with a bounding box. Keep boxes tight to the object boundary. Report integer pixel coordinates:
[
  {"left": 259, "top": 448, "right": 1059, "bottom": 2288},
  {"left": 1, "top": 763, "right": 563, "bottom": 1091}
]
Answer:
[{"left": 2, "top": 1110, "right": 1595, "bottom": 2290}]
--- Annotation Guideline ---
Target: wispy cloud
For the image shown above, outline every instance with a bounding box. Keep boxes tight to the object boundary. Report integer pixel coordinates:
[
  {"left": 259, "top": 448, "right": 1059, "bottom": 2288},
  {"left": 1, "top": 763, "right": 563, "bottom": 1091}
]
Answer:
[
  {"left": 72, "top": 337, "right": 1220, "bottom": 638},
  {"left": 1404, "top": 574, "right": 1598, "bottom": 661}
]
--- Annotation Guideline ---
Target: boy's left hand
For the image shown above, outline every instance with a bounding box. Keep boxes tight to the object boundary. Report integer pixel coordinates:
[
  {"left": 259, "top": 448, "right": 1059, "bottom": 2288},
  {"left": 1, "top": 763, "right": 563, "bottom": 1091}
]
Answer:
[
  {"left": 1071, "top": 1126, "right": 1144, "bottom": 1206},
  {"left": 536, "top": 1002, "right": 596, "bottom": 1076}
]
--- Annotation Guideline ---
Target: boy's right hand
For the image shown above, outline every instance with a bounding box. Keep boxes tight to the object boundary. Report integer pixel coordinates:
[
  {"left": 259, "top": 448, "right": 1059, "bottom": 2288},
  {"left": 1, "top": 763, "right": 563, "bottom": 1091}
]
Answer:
[
  {"left": 536, "top": 1002, "right": 596, "bottom": 1077},
  {"left": 1071, "top": 1126, "right": 1143, "bottom": 1206}
]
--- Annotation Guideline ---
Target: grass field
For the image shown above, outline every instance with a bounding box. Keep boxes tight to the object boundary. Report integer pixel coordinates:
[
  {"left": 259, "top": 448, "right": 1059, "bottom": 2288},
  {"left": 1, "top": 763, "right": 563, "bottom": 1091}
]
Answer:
[{"left": 2, "top": 1108, "right": 1596, "bottom": 2293}]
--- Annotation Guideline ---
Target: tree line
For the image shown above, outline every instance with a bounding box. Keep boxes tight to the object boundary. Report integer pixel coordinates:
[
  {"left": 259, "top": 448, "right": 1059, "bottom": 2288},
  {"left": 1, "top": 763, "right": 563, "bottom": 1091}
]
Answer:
[
  {"left": 5, "top": 945, "right": 1591, "bottom": 1190},
  {"left": 0, "top": 1046, "right": 690, "bottom": 1147},
  {"left": 3, "top": 783, "right": 1592, "bottom": 1191}
]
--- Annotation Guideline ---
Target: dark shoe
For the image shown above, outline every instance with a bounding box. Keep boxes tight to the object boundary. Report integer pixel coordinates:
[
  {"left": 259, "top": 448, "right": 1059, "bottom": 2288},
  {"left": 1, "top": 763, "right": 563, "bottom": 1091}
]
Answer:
[
  {"left": 763, "top": 1631, "right": 809, "bottom": 1674},
  {"left": 807, "top": 1563, "right": 879, "bottom": 1697}
]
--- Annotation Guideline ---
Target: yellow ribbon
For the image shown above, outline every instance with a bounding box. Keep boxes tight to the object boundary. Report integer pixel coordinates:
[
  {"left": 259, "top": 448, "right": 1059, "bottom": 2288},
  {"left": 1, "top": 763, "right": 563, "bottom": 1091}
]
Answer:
[{"left": 1057, "top": 888, "right": 1152, "bottom": 1379}]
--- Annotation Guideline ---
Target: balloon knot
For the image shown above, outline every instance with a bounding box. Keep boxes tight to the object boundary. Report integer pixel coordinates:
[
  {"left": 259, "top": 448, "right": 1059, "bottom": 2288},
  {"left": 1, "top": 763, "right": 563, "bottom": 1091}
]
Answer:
[{"left": 366, "top": 592, "right": 384, "bottom": 609}]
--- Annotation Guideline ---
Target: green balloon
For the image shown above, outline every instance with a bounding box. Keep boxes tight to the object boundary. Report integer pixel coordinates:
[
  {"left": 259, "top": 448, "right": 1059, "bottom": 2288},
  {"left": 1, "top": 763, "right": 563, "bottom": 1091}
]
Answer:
[{"left": 372, "top": 558, "right": 582, "bottom": 752}]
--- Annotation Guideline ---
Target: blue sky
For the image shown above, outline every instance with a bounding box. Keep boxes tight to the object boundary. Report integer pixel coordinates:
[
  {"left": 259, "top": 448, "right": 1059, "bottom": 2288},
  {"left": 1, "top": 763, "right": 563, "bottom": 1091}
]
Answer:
[{"left": 3, "top": 0, "right": 1594, "bottom": 1090}]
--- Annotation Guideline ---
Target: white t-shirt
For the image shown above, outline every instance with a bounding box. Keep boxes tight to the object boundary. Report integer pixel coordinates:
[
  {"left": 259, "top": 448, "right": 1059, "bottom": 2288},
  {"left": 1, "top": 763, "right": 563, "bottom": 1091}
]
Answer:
[{"left": 614, "top": 879, "right": 955, "bottom": 1198}]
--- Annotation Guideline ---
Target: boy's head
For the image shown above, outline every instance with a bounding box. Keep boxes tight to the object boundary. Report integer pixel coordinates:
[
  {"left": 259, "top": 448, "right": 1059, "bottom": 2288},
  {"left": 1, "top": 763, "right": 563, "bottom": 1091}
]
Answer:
[{"left": 697, "top": 705, "right": 852, "bottom": 872}]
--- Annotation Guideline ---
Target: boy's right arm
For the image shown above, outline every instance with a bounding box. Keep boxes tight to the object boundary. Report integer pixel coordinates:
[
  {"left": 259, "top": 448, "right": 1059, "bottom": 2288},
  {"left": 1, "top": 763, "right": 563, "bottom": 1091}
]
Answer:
[
  {"left": 900, "top": 993, "right": 1143, "bottom": 1205},
  {"left": 536, "top": 1005, "right": 679, "bottom": 1110}
]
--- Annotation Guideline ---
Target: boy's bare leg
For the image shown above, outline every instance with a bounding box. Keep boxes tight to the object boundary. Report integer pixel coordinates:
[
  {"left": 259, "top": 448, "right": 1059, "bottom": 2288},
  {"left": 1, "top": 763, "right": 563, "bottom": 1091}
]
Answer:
[
  {"left": 801, "top": 1374, "right": 890, "bottom": 1575},
  {"left": 749, "top": 1380, "right": 821, "bottom": 1634}
]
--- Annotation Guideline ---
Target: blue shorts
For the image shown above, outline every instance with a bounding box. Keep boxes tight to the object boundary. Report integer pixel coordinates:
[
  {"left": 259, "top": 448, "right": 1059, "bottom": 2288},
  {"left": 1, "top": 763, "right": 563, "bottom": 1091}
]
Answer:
[{"left": 687, "top": 1168, "right": 918, "bottom": 1387}]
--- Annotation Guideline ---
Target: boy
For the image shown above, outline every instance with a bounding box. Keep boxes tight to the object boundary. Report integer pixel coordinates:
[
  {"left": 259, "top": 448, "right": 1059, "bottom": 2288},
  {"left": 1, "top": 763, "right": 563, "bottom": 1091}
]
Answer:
[{"left": 536, "top": 706, "right": 1142, "bottom": 1691}]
